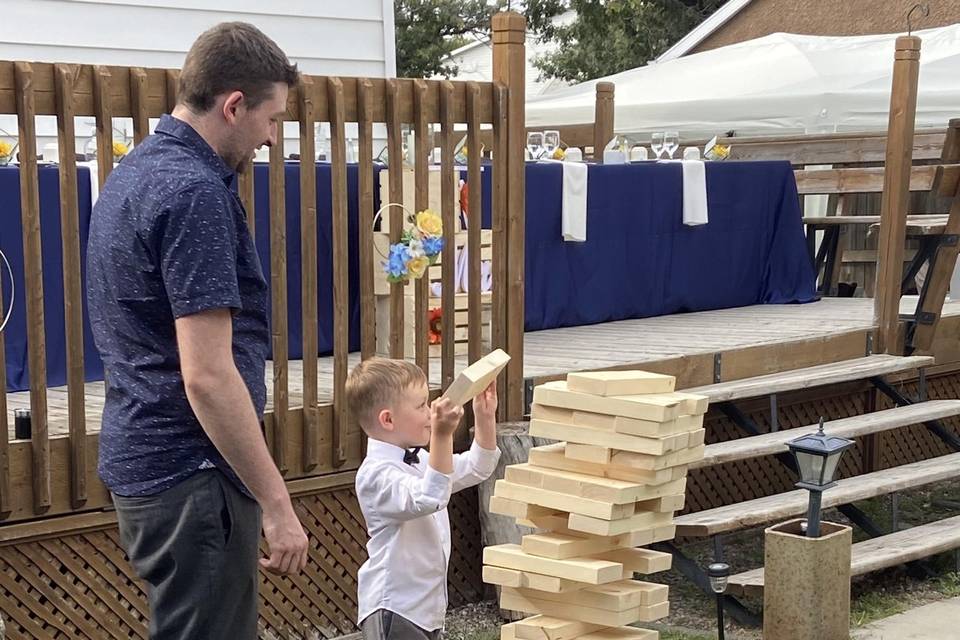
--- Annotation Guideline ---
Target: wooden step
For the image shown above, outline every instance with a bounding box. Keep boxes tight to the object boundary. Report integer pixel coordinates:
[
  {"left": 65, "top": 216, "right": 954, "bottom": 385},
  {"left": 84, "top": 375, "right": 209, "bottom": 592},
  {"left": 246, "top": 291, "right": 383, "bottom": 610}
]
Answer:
[
  {"left": 684, "top": 354, "right": 933, "bottom": 403},
  {"left": 727, "top": 513, "right": 960, "bottom": 598},
  {"left": 692, "top": 401, "right": 960, "bottom": 469},
  {"left": 675, "top": 451, "right": 960, "bottom": 537}
]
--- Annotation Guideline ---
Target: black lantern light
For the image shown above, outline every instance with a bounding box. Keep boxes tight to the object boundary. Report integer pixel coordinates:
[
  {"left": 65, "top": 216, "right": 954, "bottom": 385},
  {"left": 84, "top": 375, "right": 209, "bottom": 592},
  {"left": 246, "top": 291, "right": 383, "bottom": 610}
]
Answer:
[
  {"left": 708, "top": 562, "right": 730, "bottom": 640},
  {"left": 786, "top": 417, "right": 855, "bottom": 537}
]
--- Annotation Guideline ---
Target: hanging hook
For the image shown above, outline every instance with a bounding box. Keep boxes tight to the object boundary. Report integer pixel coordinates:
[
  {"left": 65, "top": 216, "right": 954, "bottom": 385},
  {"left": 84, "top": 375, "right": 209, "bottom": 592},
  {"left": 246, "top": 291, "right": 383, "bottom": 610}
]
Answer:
[{"left": 907, "top": 3, "right": 930, "bottom": 36}]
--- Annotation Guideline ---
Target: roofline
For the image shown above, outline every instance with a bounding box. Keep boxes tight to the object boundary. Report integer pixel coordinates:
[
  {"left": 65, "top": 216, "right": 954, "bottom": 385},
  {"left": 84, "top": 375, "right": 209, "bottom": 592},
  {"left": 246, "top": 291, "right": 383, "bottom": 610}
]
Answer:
[{"left": 655, "top": 0, "right": 754, "bottom": 63}]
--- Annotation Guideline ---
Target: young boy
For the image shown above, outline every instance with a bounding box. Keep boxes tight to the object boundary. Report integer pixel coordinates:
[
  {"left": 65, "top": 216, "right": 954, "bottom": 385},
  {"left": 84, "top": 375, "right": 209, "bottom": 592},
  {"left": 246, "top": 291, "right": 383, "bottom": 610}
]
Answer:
[{"left": 346, "top": 358, "right": 501, "bottom": 640}]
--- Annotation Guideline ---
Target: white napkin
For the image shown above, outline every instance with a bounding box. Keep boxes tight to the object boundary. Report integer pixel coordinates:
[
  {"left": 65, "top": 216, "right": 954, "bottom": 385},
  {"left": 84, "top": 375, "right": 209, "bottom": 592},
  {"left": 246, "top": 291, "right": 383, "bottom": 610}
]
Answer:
[
  {"left": 681, "top": 159, "right": 708, "bottom": 226},
  {"left": 561, "top": 161, "right": 588, "bottom": 242}
]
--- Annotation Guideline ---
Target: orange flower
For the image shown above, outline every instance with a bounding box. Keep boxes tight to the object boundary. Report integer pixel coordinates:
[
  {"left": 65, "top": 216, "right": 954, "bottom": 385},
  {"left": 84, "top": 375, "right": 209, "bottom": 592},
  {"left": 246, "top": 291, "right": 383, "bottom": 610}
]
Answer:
[{"left": 428, "top": 308, "right": 442, "bottom": 344}]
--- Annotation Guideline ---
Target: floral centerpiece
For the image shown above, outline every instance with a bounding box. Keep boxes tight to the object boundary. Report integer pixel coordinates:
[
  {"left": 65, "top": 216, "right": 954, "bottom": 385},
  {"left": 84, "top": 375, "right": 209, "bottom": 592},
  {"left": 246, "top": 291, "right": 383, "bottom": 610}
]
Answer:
[
  {"left": 0, "top": 141, "right": 13, "bottom": 166},
  {"left": 380, "top": 205, "right": 445, "bottom": 284},
  {"left": 112, "top": 141, "right": 129, "bottom": 162}
]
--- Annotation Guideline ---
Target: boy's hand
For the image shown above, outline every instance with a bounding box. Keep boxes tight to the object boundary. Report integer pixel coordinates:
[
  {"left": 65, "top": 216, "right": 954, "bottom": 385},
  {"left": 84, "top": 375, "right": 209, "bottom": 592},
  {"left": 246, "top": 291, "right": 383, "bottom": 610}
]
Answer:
[
  {"left": 431, "top": 397, "right": 463, "bottom": 437},
  {"left": 472, "top": 381, "right": 498, "bottom": 425}
]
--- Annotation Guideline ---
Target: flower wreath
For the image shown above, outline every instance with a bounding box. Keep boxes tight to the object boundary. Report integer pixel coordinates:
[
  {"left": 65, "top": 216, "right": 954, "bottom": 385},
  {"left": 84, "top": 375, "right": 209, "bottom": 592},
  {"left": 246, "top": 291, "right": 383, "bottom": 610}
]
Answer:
[{"left": 375, "top": 203, "right": 445, "bottom": 284}]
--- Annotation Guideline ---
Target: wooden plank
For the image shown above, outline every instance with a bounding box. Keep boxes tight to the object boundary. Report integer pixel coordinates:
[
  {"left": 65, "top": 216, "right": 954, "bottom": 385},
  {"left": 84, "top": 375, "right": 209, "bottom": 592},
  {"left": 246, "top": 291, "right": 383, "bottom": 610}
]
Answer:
[
  {"left": 268, "top": 120, "right": 289, "bottom": 473},
  {"left": 677, "top": 451, "right": 960, "bottom": 537},
  {"left": 520, "top": 527, "right": 675, "bottom": 560},
  {"left": 14, "top": 62, "right": 51, "bottom": 513},
  {"left": 413, "top": 80, "right": 431, "bottom": 374},
  {"left": 299, "top": 75, "right": 319, "bottom": 472},
  {"left": 531, "top": 404, "right": 702, "bottom": 438},
  {"left": 466, "top": 81, "right": 484, "bottom": 363},
  {"left": 491, "top": 83, "right": 509, "bottom": 417},
  {"left": 237, "top": 164, "right": 255, "bottom": 239},
  {"left": 530, "top": 443, "right": 688, "bottom": 485},
  {"left": 530, "top": 419, "right": 695, "bottom": 456},
  {"left": 385, "top": 78, "right": 404, "bottom": 358},
  {"left": 328, "top": 77, "right": 350, "bottom": 468},
  {"left": 357, "top": 78, "right": 376, "bottom": 361},
  {"left": 500, "top": 587, "right": 668, "bottom": 625},
  {"left": 513, "top": 616, "right": 604, "bottom": 640},
  {"left": 594, "top": 547, "right": 673, "bottom": 574},
  {"left": 533, "top": 381, "right": 706, "bottom": 421},
  {"left": 506, "top": 463, "right": 687, "bottom": 504},
  {"left": 685, "top": 354, "right": 933, "bottom": 402},
  {"left": 494, "top": 479, "right": 635, "bottom": 521},
  {"left": 567, "top": 371, "right": 675, "bottom": 397},
  {"left": 482, "top": 566, "right": 582, "bottom": 593},
  {"left": 728, "top": 513, "right": 960, "bottom": 598},
  {"left": 565, "top": 443, "right": 706, "bottom": 471},
  {"left": 794, "top": 165, "right": 939, "bottom": 195},
  {"left": 440, "top": 80, "right": 457, "bottom": 389},
  {"left": 164, "top": 68, "right": 178, "bottom": 114},
  {"left": 566, "top": 512, "right": 675, "bottom": 538},
  {"left": 0, "top": 227, "right": 9, "bottom": 514},
  {"left": 483, "top": 544, "right": 624, "bottom": 584},
  {"left": 696, "top": 401, "right": 960, "bottom": 469},
  {"left": 128, "top": 66, "right": 149, "bottom": 144},
  {"left": 509, "top": 579, "right": 667, "bottom": 610},
  {"left": 54, "top": 63, "right": 88, "bottom": 508},
  {"left": 92, "top": 65, "right": 113, "bottom": 189},
  {"left": 570, "top": 628, "right": 658, "bottom": 640},
  {"left": 875, "top": 36, "right": 922, "bottom": 354}
]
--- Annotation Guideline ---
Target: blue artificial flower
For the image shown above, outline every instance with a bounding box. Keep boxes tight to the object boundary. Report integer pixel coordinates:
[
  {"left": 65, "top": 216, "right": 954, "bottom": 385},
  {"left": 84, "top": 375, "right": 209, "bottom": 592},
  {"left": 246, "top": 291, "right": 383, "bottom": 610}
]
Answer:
[
  {"left": 385, "top": 243, "right": 412, "bottom": 279},
  {"left": 422, "top": 236, "right": 444, "bottom": 257}
]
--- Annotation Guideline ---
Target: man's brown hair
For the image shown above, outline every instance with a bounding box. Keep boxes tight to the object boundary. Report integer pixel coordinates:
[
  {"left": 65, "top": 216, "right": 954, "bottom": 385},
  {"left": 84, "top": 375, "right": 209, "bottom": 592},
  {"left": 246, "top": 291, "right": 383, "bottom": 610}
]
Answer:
[
  {"left": 178, "top": 22, "right": 298, "bottom": 113},
  {"left": 345, "top": 358, "right": 427, "bottom": 431}
]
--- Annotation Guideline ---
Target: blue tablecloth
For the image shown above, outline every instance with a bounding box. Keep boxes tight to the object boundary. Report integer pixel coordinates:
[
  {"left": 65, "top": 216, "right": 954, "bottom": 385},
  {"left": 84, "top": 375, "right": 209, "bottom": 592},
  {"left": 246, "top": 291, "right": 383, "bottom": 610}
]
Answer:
[
  {"left": 512, "top": 161, "right": 817, "bottom": 331},
  {"left": 0, "top": 159, "right": 813, "bottom": 391},
  {"left": 0, "top": 163, "right": 380, "bottom": 392}
]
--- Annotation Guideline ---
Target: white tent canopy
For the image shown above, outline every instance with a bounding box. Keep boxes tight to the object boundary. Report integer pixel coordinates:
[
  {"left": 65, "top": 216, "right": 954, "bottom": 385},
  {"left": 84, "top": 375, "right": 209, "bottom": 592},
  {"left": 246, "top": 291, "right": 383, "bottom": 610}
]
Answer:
[{"left": 525, "top": 23, "right": 960, "bottom": 140}]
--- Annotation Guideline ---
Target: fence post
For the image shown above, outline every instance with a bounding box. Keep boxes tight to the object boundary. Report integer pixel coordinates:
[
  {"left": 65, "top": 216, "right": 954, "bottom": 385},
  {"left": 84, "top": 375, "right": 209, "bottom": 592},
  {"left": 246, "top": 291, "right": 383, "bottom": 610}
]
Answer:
[{"left": 594, "top": 82, "right": 615, "bottom": 161}]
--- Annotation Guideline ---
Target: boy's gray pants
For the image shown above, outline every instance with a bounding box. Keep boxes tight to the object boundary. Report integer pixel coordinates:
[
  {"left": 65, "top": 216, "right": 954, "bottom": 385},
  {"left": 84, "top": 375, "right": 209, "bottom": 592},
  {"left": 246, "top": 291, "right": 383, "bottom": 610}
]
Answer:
[{"left": 361, "top": 610, "right": 442, "bottom": 640}]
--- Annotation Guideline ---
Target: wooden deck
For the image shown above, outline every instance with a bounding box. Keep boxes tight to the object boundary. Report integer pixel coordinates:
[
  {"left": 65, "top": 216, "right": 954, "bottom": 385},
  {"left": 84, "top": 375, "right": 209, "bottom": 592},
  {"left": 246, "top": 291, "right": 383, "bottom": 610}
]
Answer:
[{"left": 11, "top": 296, "right": 960, "bottom": 438}]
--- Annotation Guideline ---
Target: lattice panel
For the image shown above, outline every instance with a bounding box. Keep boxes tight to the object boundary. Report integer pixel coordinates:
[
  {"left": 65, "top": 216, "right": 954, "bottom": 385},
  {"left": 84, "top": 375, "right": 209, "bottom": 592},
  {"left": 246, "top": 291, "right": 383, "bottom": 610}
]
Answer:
[
  {"left": 0, "top": 485, "right": 485, "bottom": 639},
  {"left": 878, "top": 373, "right": 960, "bottom": 468}
]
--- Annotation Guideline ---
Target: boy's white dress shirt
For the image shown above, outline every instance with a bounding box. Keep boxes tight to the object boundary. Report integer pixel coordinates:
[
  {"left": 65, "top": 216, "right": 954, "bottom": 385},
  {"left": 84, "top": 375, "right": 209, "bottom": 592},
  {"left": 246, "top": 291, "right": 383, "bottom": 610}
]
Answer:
[{"left": 356, "top": 438, "right": 501, "bottom": 632}]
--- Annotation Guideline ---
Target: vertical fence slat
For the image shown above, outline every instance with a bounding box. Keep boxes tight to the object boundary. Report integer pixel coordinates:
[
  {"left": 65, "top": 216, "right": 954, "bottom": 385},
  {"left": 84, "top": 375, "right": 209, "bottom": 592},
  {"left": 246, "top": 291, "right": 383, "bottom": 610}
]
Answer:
[
  {"left": 491, "top": 84, "right": 509, "bottom": 414},
  {"left": 385, "top": 79, "right": 405, "bottom": 358},
  {"left": 129, "top": 67, "right": 149, "bottom": 145},
  {"left": 413, "top": 80, "right": 431, "bottom": 374},
  {"left": 164, "top": 69, "right": 178, "bottom": 114},
  {"left": 357, "top": 79, "right": 376, "bottom": 361},
  {"left": 0, "top": 265, "right": 8, "bottom": 515},
  {"left": 269, "top": 124, "right": 288, "bottom": 473},
  {"left": 14, "top": 62, "right": 51, "bottom": 513},
  {"left": 238, "top": 164, "right": 255, "bottom": 238},
  {"left": 298, "top": 76, "right": 319, "bottom": 472},
  {"left": 465, "top": 82, "right": 483, "bottom": 364},
  {"left": 439, "top": 82, "right": 456, "bottom": 389},
  {"left": 92, "top": 66, "right": 113, "bottom": 190},
  {"left": 328, "top": 77, "right": 350, "bottom": 467},
  {"left": 55, "top": 64, "right": 87, "bottom": 508}
]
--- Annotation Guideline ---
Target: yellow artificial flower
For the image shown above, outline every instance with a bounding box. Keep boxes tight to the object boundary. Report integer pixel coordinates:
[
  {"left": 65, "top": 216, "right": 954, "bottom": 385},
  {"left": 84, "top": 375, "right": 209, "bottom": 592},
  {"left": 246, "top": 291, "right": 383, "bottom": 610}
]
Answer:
[
  {"left": 112, "top": 141, "right": 129, "bottom": 158},
  {"left": 0, "top": 141, "right": 12, "bottom": 158},
  {"left": 415, "top": 209, "right": 443, "bottom": 237},
  {"left": 406, "top": 255, "right": 430, "bottom": 280},
  {"left": 551, "top": 147, "right": 566, "bottom": 160}
]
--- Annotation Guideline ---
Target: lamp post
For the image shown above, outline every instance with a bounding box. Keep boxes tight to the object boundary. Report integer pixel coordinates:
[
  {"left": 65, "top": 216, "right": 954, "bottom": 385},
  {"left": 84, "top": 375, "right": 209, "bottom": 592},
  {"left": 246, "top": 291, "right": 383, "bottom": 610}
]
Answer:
[
  {"left": 708, "top": 562, "right": 730, "bottom": 640},
  {"left": 786, "top": 418, "right": 855, "bottom": 537}
]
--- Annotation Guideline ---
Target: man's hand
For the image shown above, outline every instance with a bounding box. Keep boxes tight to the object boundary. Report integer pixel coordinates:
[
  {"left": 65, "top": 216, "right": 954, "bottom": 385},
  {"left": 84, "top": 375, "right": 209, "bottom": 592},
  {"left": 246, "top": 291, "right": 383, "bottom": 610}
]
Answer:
[
  {"left": 431, "top": 397, "right": 464, "bottom": 437},
  {"left": 259, "top": 499, "right": 309, "bottom": 575}
]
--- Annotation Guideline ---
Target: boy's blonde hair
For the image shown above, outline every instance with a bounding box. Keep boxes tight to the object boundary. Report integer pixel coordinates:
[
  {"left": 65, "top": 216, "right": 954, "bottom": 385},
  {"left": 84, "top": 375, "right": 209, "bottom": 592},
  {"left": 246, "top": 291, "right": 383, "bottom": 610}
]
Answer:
[{"left": 345, "top": 358, "right": 427, "bottom": 432}]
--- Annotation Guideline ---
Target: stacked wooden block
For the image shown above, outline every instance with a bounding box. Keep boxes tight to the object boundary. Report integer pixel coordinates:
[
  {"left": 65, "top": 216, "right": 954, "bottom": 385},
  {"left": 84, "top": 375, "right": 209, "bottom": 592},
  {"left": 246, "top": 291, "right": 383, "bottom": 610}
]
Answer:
[{"left": 482, "top": 371, "right": 708, "bottom": 640}]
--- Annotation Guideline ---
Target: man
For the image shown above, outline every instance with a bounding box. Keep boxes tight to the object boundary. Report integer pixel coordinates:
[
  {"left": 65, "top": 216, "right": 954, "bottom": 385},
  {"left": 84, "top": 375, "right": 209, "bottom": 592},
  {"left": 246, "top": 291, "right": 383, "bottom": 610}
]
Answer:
[{"left": 86, "top": 22, "right": 308, "bottom": 639}]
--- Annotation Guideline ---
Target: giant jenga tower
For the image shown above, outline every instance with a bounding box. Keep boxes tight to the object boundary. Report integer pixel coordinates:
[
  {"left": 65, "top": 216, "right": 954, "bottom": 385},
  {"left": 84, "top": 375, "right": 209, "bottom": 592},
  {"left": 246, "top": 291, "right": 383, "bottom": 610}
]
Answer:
[{"left": 482, "top": 371, "right": 708, "bottom": 640}]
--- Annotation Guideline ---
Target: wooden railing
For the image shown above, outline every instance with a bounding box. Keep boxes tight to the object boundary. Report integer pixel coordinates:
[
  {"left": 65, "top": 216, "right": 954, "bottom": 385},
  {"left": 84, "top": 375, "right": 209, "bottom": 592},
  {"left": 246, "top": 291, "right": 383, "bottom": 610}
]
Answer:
[{"left": 0, "top": 11, "right": 529, "bottom": 523}]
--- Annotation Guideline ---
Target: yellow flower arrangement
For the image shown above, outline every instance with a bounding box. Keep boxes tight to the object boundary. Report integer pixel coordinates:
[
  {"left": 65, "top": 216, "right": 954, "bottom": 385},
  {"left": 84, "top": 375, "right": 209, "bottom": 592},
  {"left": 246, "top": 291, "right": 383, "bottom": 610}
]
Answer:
[
  {"left": 415, "top": 209, "right": 443, "bottom": 237},
  {"left": 406, "top": 255, "right": 430, "bottom": 280},
  {"left": 551, "top": 147, "right": 566, "bottom": 160},
  {"left": 0, "top": 141, "right": 12, "bottom": 158},
  {"left": 112, "top": 141, "right": 129, "bottom": 159}
]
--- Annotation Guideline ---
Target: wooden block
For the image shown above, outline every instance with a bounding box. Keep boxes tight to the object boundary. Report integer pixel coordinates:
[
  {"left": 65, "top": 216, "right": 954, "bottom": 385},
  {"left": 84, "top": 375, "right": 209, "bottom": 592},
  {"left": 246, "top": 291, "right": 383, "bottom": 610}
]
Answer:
[
  {"left": 483, "top": 544, "right": 625, "bottom": 584},
  {"left": 495, "top": 480, "right": 636, "bottom": 520},
  {"left": 529, "top": 443, "right": 683, "bottom": 485},
  {"left": 567, "top": 505, "right": 676, "bottom": 536},
  {"left": 672, "top": 391, "right": 710, "bottom": 415},
  {"left": 483, "top": 566, "right": 582, "bottom": 593},
  {"left": 530, "top": 419, "right": 690, "bottom": 456},
  {"left": 636, "top": 493, "right": 686, "bottom": 513},
  {"left": 489, "top": 495, "right": 564, "bottom": 521},
  {"left": 688, "top": 428, "right": 706, "bottom": 447},
  {"left": 500, "top": 587, "right": 667, "bottom": 625},
  {"left": 506, "top": 464, "right": 686, "bottom": 505},
  {"left": 442, "top": 348, "right": 510, "bottom": 405},
  {"left": 612, "top": 413, "right": 704, "bottom": 438},
  {"left": 566, "top": 371, "right": 676, "bottom": 397},
  {"left": 533, "top": 382, "right": 685, "bottom": 422},
  {"left": 595, "top": 548, "right": 673, "bottom": 575},
  {"left": 512, "top": 579, "right": 669, "bottom": 610},
  {"left": 502, "top": 623, "right": 518, "bottom": 640},
  {"left": 576, "top": 627, "right": 660, "bottom": 640},
  {"left": 519, "top": 528, "right": 669, "bottom": 560},
  {"left": 565, "top": 444, "right": 706, "bottom": 471},
  {"left": 512, "top": 616, "right": 603, "bottom": 640}
]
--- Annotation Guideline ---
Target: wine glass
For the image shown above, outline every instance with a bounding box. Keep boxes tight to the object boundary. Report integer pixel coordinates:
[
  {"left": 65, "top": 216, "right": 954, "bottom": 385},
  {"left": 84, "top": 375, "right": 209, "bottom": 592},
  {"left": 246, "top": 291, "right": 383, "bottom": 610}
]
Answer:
[
  {"left": 543, "top": 130, "right": 560, "bottom": 160},
  {"left": 664, "top": 131, "right": 680, "bottom": 159},
  {"left": 651, "top": 132, "right": 665, "bottom": 159},
  {"left": 526, "top": 131, "right": 544, "bottom": 161}
]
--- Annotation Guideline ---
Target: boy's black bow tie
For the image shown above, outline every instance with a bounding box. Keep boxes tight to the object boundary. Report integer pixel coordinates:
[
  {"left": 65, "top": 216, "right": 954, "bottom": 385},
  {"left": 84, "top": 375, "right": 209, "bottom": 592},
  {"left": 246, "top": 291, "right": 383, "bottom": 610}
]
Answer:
[{"left": 403, "top": 447, "right": 421, "bottom": 465}]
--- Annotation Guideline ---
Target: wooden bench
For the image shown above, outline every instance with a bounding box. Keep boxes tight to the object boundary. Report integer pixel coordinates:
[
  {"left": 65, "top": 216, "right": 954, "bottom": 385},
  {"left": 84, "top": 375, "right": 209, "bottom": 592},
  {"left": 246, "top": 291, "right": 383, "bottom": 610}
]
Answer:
[{"left": 727, "top": 513, "right": 960, "bottom": 597}]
